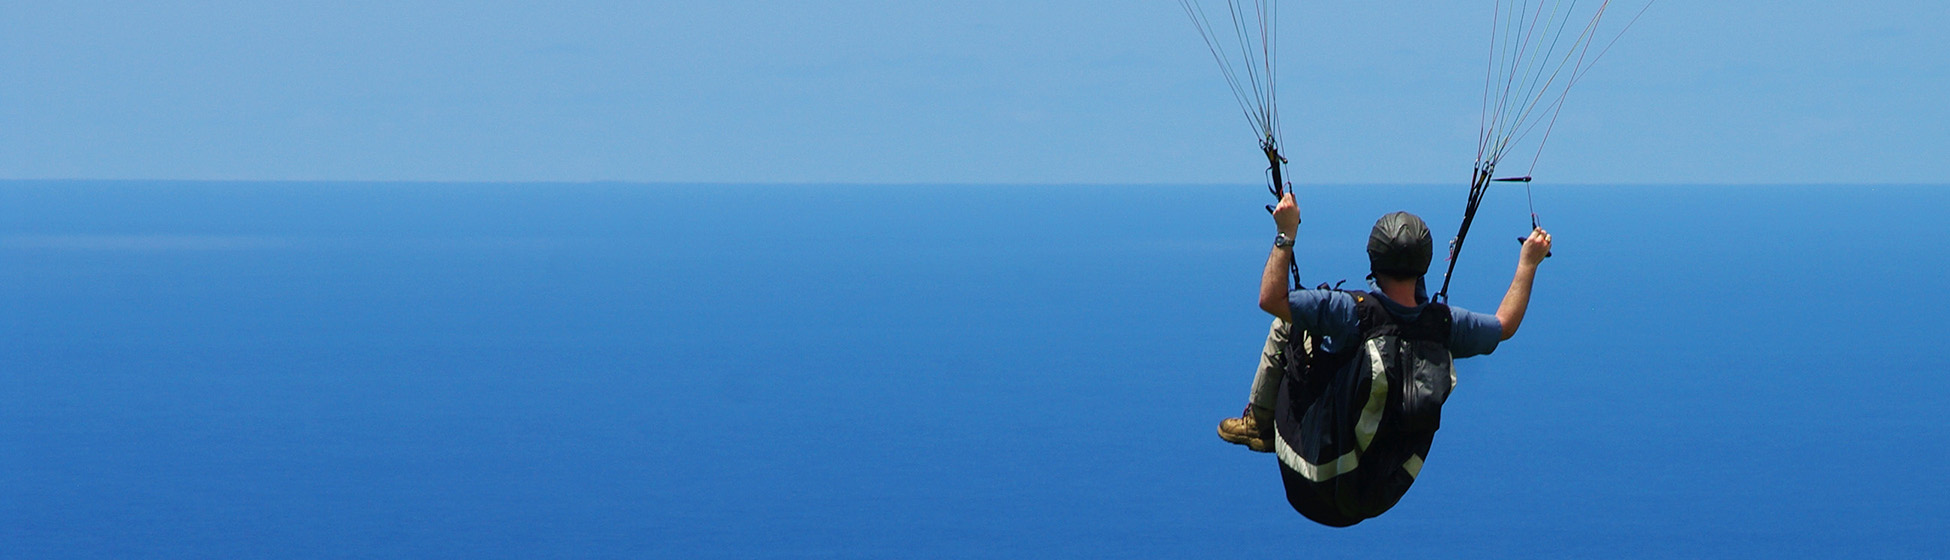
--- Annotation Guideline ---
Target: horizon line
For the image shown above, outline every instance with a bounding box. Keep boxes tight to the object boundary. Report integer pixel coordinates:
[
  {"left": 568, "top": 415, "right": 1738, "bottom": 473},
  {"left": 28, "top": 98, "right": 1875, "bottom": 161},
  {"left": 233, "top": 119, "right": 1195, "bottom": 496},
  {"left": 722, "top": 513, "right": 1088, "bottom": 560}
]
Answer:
[{"left": 3, "top": 179, "right": 1944, "bottom": 188}]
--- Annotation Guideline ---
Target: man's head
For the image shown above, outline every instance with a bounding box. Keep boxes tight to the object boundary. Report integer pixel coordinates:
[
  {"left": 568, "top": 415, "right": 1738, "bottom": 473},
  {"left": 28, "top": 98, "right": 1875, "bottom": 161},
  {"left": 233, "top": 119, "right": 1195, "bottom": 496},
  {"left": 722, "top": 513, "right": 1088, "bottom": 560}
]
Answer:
[{"left": 1368, "top": 211, "right": 1433, "bottom": 282}]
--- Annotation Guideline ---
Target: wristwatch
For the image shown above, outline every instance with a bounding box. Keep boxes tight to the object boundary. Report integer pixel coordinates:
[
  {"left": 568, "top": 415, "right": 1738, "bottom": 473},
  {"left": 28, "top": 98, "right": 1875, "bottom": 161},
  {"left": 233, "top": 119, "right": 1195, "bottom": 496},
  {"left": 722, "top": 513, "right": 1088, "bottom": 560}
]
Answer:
[{"left": 1273, "top": 233, "right": 1294, "bottom": 249}]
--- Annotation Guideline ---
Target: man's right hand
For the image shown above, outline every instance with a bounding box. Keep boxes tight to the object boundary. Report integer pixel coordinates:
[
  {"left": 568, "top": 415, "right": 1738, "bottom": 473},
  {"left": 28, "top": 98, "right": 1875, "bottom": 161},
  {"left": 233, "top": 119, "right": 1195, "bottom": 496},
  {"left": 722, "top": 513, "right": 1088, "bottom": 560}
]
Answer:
[
  {"left": 1520, "top": 227, "right": 1552, "bottom": 267},
  {"left": 1272, "top": 192, "right": 1299, "bottom": 236}
]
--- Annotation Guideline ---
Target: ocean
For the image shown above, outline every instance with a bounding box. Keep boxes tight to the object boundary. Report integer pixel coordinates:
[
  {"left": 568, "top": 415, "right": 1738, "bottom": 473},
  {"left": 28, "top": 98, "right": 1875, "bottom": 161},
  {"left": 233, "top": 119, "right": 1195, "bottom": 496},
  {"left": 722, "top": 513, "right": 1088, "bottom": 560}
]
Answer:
[{"left": 3, "top": 181, "right": 1945, "bottom": 558}]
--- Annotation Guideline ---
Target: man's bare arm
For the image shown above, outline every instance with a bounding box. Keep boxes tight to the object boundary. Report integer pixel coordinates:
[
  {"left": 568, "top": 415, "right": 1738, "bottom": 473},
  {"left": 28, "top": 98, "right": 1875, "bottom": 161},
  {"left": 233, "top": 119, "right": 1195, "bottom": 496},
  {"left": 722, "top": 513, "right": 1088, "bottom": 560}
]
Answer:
[
  {"left": 1494, "top": 227, "right": 1552, "bottom": 341},
  {"left": 1259, "top": 193, "right": 1300, "bottom": 322},
  {"left": 1259, "top": 241, "right": 1294, "bottom": 322}
]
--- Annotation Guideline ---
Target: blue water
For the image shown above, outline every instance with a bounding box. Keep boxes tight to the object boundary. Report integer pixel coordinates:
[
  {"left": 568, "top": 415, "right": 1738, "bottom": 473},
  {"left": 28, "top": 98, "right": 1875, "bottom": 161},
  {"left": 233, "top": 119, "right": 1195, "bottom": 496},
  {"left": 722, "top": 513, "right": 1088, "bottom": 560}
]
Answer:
[{"left": 3, "top": 181, "right": 1946, "bottom": 558}]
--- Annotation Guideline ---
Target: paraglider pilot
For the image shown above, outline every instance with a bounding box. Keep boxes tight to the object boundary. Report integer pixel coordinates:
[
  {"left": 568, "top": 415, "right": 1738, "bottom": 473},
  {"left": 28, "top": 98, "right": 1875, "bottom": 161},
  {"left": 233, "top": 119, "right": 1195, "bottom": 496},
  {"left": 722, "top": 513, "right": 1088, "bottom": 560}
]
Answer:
[{"left": 1217, "top": 191, "right": 1551, "bottom": 526}]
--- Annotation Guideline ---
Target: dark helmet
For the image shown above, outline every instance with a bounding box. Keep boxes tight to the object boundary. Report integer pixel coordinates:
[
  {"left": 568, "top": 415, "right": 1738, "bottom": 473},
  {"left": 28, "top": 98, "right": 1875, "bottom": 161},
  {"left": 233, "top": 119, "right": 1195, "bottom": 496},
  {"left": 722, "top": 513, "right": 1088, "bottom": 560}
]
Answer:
[{"left": 1367, "top": 211, "right": 1433, "bottom": 278}]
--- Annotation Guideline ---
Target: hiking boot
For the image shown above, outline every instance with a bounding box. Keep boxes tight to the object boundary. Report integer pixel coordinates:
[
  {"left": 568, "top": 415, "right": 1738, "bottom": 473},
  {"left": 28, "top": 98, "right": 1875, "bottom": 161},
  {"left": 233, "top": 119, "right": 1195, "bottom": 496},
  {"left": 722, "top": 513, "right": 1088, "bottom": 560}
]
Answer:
[{"left": 1217, "top": 405, "right": 1274, "bottom": 453}]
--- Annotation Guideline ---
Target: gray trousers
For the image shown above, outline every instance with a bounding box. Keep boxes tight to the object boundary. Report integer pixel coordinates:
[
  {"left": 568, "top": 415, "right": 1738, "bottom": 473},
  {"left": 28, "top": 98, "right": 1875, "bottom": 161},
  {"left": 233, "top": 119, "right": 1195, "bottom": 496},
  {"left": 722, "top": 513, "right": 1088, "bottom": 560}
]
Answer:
[{"left": 1248, "top": 318, "right": 1303, "bottom": 415}]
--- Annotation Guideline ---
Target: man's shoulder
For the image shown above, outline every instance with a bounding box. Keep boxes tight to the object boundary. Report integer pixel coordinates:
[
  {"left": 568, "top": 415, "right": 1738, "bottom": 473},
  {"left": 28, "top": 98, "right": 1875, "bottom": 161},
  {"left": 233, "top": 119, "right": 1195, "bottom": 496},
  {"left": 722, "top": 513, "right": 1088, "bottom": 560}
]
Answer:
[
  {"left": 1289, "top": 289, "right": 1360, "bottom": 308},
  {"left": 1285, "top": 289, "right": 1364, "bottom": 335}
]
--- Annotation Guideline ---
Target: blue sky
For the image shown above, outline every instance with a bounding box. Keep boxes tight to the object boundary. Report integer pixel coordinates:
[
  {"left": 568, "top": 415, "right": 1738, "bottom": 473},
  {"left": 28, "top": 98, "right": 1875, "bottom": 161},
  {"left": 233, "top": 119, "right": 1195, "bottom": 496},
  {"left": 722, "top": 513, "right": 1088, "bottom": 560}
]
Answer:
[{"left": 1, "top": 1, "right": 1943, "bottom": 185}]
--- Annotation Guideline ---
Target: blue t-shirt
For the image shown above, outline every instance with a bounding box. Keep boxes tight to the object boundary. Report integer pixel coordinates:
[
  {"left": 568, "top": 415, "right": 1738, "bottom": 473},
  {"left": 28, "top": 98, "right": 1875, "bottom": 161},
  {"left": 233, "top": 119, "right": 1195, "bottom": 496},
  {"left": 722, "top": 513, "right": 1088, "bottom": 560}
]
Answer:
[{"left": 1286, "top": 289, "right": 1503, "bottom": 358}]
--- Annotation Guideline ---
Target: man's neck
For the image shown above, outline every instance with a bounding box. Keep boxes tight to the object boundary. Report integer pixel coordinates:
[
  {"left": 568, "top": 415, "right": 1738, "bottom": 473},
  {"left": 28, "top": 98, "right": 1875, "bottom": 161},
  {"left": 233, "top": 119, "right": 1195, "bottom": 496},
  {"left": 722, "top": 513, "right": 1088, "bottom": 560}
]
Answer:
[{"left": 1376, "top": 278, "right": 1419, "bottom": 308}]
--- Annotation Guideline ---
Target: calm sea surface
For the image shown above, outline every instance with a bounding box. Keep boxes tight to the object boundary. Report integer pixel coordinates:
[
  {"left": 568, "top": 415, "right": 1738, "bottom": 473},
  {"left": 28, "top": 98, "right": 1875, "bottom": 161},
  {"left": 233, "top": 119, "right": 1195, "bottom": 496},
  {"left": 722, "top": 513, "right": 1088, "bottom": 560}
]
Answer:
[{"left": 3, "top": 181, "right": 1945, "bottom": 558}]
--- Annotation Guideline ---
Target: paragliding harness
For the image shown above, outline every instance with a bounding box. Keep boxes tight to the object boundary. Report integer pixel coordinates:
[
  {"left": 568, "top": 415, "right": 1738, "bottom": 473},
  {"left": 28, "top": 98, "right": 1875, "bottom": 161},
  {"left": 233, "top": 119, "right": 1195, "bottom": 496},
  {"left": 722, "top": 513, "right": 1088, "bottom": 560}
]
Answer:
[{"left": 1272, "top": 290, "right": 1457, "bottom": 527}]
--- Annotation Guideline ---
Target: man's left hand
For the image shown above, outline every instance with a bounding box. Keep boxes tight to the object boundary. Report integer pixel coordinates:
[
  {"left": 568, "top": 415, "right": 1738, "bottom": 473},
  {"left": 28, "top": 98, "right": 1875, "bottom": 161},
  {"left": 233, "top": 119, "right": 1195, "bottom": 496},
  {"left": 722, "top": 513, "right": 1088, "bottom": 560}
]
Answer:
[{"left": 1272, "top": 192, "right": 1299, "bottom": 235}]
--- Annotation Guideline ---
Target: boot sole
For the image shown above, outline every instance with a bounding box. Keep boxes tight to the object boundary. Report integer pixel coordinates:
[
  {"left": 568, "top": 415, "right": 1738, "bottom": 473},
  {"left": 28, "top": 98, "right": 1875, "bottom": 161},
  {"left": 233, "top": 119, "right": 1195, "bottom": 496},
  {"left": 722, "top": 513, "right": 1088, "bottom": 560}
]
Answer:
[{"left": 1217, "top": 426, "right": 1273, "bottom": 453}]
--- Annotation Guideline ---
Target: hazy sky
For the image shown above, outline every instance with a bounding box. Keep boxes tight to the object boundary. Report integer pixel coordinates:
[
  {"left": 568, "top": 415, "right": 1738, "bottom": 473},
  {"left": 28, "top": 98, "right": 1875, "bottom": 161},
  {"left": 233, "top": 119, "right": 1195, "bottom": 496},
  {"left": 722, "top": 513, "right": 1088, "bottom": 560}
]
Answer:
[{"left": 2, "top": 1, "right": 1943, "bottom": 184}]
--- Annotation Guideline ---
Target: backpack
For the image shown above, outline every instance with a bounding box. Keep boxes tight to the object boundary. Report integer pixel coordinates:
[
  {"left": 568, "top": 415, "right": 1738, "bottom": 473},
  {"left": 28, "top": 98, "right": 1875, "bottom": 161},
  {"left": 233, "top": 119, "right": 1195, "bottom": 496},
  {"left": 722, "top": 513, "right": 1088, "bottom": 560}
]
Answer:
[{"left": 1272, "top": 290, "right": 1457, "bottom": 527}]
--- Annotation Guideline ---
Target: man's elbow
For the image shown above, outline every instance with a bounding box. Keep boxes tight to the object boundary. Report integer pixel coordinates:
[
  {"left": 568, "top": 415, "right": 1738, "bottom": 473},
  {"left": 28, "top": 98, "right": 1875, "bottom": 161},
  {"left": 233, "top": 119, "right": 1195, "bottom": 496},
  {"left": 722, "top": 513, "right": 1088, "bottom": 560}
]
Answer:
[{"left": 1260, "top": 295, "right": 1291, "bottom": 320}]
